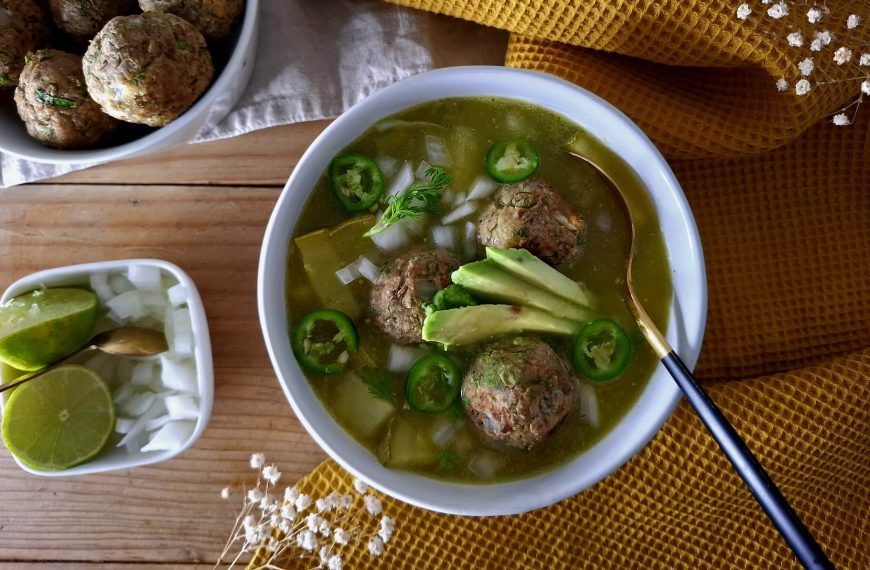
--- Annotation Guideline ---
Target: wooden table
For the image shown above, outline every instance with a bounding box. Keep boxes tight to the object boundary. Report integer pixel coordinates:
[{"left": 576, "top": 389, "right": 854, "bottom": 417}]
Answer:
[{"left": 0, "top": 19, "right": 506, "bottom": 567}]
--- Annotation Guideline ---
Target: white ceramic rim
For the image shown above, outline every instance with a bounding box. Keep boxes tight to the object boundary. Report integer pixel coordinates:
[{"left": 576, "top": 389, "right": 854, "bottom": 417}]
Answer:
[
  {"left": 0, "top": 258, "right": 214, "bottom": 476},
  {"left": 259, "top": 66, "right": 707, "bottom": 516},
  {"left": 0, "top": 0, "right": 259, "bottom": 164}
]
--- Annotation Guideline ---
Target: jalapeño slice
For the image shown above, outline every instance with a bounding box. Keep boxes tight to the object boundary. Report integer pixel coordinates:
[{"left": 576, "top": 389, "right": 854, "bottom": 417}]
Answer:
[
  {"left": 485, "top": 139, "right": 540, "bottom": 184},
  {"left": 291, "top": 309, "right": 359, "bottom": 375},
  {"left": 572, "top": 319, "right": 632, "bottom": 381},
  {"left": 405, "top": 354, "right": 461, "bottom": 414},
  {"left": 329, "top": 153, "right": 384, "bottom": 212}
]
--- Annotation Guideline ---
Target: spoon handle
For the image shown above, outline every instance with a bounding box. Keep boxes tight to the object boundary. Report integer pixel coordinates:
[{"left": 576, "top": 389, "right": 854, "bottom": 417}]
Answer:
[
  {"left": 0, "top": 345, "right": 95, "bottom": 394},
  {"left": 661, "top": 352, "right": 834, "bottom": 570}
]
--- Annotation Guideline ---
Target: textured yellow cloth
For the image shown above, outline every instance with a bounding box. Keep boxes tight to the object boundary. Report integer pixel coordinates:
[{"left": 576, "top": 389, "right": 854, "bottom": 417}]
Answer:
[{"left": 259, "top": 1, "right": 870, "bottom": 568}]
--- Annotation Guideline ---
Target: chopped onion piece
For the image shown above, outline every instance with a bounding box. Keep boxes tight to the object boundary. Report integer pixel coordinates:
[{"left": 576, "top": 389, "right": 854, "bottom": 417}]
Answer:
[
  {"left": 116, "top": 397, "right": 164, "bottom": 448},
  {"left": 115, "top": 417, "right": 137, "bottom": 434},
  {"left": 370, "top": 218, "right": 414, "bottom": 252},
  {"left": 387, "top": 344, "right": 427, "bottom": 373},
  {"left": 430, "top": 225, "right": 457, "bottom": 252},
  {"left": 415, "top": 160, "right": 434, "bottom": 180},
  {"left": 120, "top": 391, "right": 156, "bottom": 417},
  {"left": 124, "top": 432, "right": 149, "bottom": 455},
  {"left": 466, "top": 175, "right": 499, "bottom": 201},
  {"left": 106, "top": 290, "right": 146, "bottom": 320},
  {"left": 167, "top": 307, "right": 193, "bottom": 355},
  {"left": 141, "top": 292, "right": 164, "bottom": 308},
  {"left": 127, "top": 265, "right": 162, "bottom": 291},
  {"left": 335, "top": 260, "right": 361, "bottom": 285},
  {"left": 357, "top": 256, "right": 380, "bottom": 283},
  {"left": 141, "top": 420, "right": 195, "bottom": 452},
  {"left": 596, "top": 212, "right": 613, "bottom": 233},
  {"left": 375, "top": 156, "right": 397, "bottom": 178},
  {"left": 145, "top": 414, "right": 173, "bottom": 432},
  {"left": 113, "top": 382, "right": 136, "bottom": 405},
  {"left": 431, "top": 417, "right": 459, "bottom": 448},
  {"left": 167, "top": 283, "right": 188, "bottom": 306},
  {"left": 89, "top": 273, "right": 114, "bottom": 304},
  {"left": 441, "top": 201, "right": 478, "bottom": 225},
  {"left": 468, "top": 451, "right": 505, "bottom": 479},
  {"left": 386, "top": 162, "right": 414, "bottom": 197},
  {"left": 425, "top": 135, "right": 451, "bottom": 166},
  {"left": 131, "top": 361, "right": 155, "bottom": 386},
  {"left": 109, "top": 274, "right": 135, "bottom": 295},
  {"left": 453, "top": 191, "right": 467, "bottom": 206},
  {"left": 578, "top": 383, "right": 599, "bottom": 427},
  {"left": 160, "top": 354, "right": 197, "bottom": 394},
  {"left": 165, "top": 394, "right": 200, "bottom": 420}
]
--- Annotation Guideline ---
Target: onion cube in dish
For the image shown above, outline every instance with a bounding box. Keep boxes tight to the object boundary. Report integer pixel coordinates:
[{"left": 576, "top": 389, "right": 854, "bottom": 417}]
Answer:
[
  {"left": 159, "top": 354, "right": 197, "bottom": 394},
  {"left": 105, "top": 290, "right": 147, "bottom": 320},
  {"left": 166, "top": 283, "right": 188, "bottom": 306},
  {"left": 127, "top": 265, "right": 162, "bottom": 291},
  {"left": 164, "top": 394, "right": 199, "bottom": 420},
  {"left": 141, "top": 420, "right": 195, "bottom": 452}
]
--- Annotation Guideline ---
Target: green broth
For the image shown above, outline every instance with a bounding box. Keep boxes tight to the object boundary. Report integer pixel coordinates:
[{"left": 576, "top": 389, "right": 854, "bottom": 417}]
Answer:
[{"left": 285, "top": 97, "right": 672, "bottom": 483}]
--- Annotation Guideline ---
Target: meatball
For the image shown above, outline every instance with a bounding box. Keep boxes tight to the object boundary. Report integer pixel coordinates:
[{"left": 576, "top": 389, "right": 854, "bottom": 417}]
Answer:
[
  {"left": 139, "top": 0, "right": 243, "bottom": 42},
  {"left": 14, "top": 50, "right": 119, "bottom": 148},
  {"left": 370, "top": 248, "right": 461, "bottom": 345},
  {"left": 49, "top": 0, "right": 137, "bottom": 41},
  {"left": 478, "top": 180, "right": 586, "bottom": 268},
  {"left": 83, "top": 12, "right": 214, "bottom": 126},
  {"left": 0, "top": 0, "right": 49, "bottom": 88},
  {"left": 463, "top": 336, "right": 577, "bottom": 449}
]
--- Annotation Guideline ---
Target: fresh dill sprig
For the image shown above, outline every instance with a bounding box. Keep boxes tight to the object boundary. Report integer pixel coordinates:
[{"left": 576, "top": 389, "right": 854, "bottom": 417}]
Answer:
[
  {"left": 364, "top": 167, "right": 451, "bottom": 237},
  {"left": 360, "top": 368, "right": 394, "bottom": 404}
]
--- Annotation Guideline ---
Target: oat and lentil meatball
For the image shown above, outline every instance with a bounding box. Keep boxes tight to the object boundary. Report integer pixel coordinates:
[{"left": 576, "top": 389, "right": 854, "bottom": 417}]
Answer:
[
  {"left": 462, "top": 336, "right": 577, "bottom": 449},
  {"left": 0, "top": 0, "right": 49, "bottom": 88},
  {"left": 83, "top": 12, "right": 214, "bottom": 126},
  {"left": 14, "top": 49, "right": 119, "bottom": 148},
  {"left": 478, "top": 180, "right": 586, "bottom": 268},
  {"left": 48, "top": 0, "right": 137, "bottom": 41},
  {"left": 139, "top": 0, "right": 243, "bottom": 42},
  {"left": 370, "top": 248, "right": 461, "bottom": 345}
]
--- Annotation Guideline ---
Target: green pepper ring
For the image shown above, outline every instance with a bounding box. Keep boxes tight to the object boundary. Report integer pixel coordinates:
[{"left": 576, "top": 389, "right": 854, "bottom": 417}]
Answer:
[
  {"left": 405, "top": 354, "right": 462, "bottom": 414},
  {"left": 572, "top": 318, "right": 632, "bottom": 382},
  {"left": 485, "top": 139, "right": 540, "bottom": 184},
  {"left": 328, "top": 153, "right": 385, "bottom": 212},
  {"left": 291, "top": 309, "right": 359, "bottom": 375}
]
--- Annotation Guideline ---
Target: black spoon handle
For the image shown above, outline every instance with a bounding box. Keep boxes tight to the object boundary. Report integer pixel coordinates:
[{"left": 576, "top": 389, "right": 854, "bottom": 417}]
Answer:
[{"left": 661, "top": 352, "right": 834, "bottom": 570}]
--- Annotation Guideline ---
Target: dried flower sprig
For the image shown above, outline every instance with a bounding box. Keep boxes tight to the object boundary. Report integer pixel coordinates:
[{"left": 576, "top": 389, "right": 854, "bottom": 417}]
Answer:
[
  {"left": 215, "top": 454, "right": 396, "bottom": 570},
  {"left": 735, "top": 1, "right": 869, "bottom": 126}
]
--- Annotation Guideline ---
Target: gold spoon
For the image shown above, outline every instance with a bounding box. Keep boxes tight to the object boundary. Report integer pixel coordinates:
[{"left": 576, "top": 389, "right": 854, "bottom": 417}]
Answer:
[
  {"left": 0, "top": 327, "right": 168, "bottom": 394},
  {"left": 567, "top": 151, "right": 833, "bottom": 569}
]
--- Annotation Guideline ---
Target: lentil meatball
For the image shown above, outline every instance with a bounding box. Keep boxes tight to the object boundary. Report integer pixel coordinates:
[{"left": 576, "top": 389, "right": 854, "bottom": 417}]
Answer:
[
  {"left": 370, "top": 248, "right": 461, "bottom": 345},
  {"left": 139, "top": 0, "right": 243, "bottom": 42},
  {"left": 0, "top": 0, "right": 49, "bottom": 88},
  {"left": 478, "top": 180, "right": 586, "bottom": 268},
  {"left": 48, "top": 0, "right": 137, "bottom": 41},
  {"left": 14, "top": 49, "right": 119, "bottom": 148},
  {"left": 462, "top": 336, "right": 577, "bottom": 449},
  {"left": 83, "top": 12, "right": 214, "bottom": 126}
]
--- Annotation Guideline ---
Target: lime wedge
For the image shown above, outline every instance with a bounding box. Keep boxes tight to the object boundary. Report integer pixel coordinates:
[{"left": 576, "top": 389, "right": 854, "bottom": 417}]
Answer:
[
  {"left": 2, "top": 365, "right": 115, "bottom": 470},
  {"left": 0, "top": 288, "right": 99, "bottom": 371}
]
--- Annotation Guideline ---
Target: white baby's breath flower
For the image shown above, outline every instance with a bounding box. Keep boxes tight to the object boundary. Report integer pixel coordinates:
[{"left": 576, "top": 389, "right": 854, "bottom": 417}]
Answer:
[
  {"left": 795, "top": 79, "right": 812, "bottom": 96},
  {"left": 261, "top": 464, "right": 281, "bottom": 485},
  {"left": 269, "top": 513, "right": 281, "bottom": 528},
  {"left": 306, "top": 513, "right": 322, "bottom": 532},
  {"left": 316, "top": 497, "right": 335, "bottom": 513},
  {"left": 327, "top": 554, "right": 343, "bottom": 570},
  {"left": 220, "top": 487, "right": 231, "bottom": 500},
  {"left": 280, "top": 504, "right": 296, "bottom": 521},
  {"left": 776, "top": 78, "right": 789, "bottom": 92},
  {"left": 806, "top": 8, "right": 823, "bottom": 24},
  {"left": 295, "top": 493, "right": 312, "bottom": 512},
  {"left": 862, "top": 81, "right": 870, "bottom": 96},
  {"left": 247, "top": 488, "right": 263, "bottom": 503},
  {"left": 798, "top": 58, "right": 815, "bottom": 76},
  {"left": 833, "top": 47, "right": 852, "bottom": 65},
  {"left": 242, "top": 514, "right": 257, "bottom": 530},
  {"left": 847, "top": 14, "right": 862, "bottom": 30},
  {"left": 250, "top": 453, "right": 266, "bottom": 470},
  {"left": 278, "top": 518, "right": 292, "bottom": 534},
  {"left": 831, "top": 114, "right": 850, "bottom": 126},
  {"left": 860, "top": 54, "right": 870, "bottom": 67},
  {"left": 367, "top": 536, "right": 384, "bottom": 557},
  {"left": 298, "top": 530, "right": 319, "bottom": 552},
  {"left": 353, "top": 479, "right": 369, "bottom": 494},
  {"left": 815, "top": 31, "right": 834, "bottom": 47},
  {"left": 338, "top": 494, "right": 353, "bottom": 509},
  {"left": 333, "top": 528, "right": 350, "bottom": 545},
  {"left": 810, "top": 39, "right": 823, "bottom": 52},
  {"left": 767, "top": 2, "right": 788, "bottom": 19},
  {"left": 284, "top": 486, "right": 299, "bottom": 504},
  {"left": 786, "top": 32, "right": 803, "bottom": 48},
  {"left": 364, "top": 495, "right": 383, "bottom": 516},
  {"left": 736, "top": 4, "right": 751, "bottom": 20},
  {"left": 259, "top": 494, "right": 276, "bottom": 513},
  {"left": 319, "top": 545, "right": 330, "bottom": 564},
  {"left": 319, "top": 521, "right": 332, "bottom": 537},
  {"left": 378, "top": 516, "right": 395, "bottom": 543}
]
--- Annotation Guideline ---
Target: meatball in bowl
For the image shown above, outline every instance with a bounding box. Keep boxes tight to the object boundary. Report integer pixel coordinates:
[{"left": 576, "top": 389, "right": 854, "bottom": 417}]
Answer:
[
  {"left": 0, "top": 0, "right": 50, "bottom": 88},
  {"left": 259, "top": 67, "right": 707, "bottom": 516}
]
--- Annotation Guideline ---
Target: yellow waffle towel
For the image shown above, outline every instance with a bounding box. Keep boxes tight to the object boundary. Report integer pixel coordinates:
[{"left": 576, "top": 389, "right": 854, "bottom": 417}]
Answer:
[{"left": 258, "top": 1, "right": 870, "bottom": 568}]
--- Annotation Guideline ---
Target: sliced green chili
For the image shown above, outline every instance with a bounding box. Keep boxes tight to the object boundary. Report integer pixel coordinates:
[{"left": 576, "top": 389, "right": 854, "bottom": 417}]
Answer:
[
  {"left": 291, "top": 309, "right": 359, "bottom": 375},
  {"left": 329, "top": 153, "right": 385, "bottom": 212},
  {"left": 485, "top": 139, "right": 540, "bottom": 183},
  {"left": 405, "top": 354, "right": 461, "bottom": 414},
  {"left": 572, "top": 318, "right": 632, "bottom": 381}
]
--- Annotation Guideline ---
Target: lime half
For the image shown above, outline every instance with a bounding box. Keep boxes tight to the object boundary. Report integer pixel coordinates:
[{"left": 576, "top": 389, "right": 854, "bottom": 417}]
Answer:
[
  {"left": 0, "top": 288, "right": 98, "bottom": 371},
  {"left": 2, "top": 365, "right": 115, "bottom": 470}
]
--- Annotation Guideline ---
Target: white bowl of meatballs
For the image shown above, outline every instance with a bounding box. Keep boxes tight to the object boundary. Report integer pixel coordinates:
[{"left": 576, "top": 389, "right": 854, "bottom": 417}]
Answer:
[
  {"left": 259, "top": 66, "right": 707, "bottom": 516},
  {"left": 0, "top": 0, "right": 257, "bottom": 164}
]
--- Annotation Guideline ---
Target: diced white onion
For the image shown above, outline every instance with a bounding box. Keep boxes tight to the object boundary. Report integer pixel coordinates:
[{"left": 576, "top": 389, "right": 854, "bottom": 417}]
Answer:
[
  {"left": 453, "top": 191, "right": 467, "bottom": 206},
  {"left": 131, "top": 361, "right": 155, "bottom": 386},
  {"left": 105, "top": 290, "right": 146, "bottom": 320},
  {"left": 431, "top": 418, "right": 459, "bottom": 449},
  {"left": 127, "top": 265, "right": 162, "bottom": 291},
  {"left": 159, "top": 354, "right": 197, "bottom": 394},
  {"left": 464, "top": 221, "right": 478, "bottom": 260},
  {"left": 425, "top": 135, "right": 451, "bottom": 166},
  {"left": 578, "top": 383, "right": 599, "bottom": 427},
  {"left": 375, "top": 156, "right": 397, "bottom": 178},
  {"left": 167, "top": 283, "right": 188, "bottom": 306},
  {"left": 335, "top": 260, "right": 361, "bottom": 285},
  {"left": 430, "top": 225, "right": 457, "bottom": 252},
  {"left": 168, "top": 308, "right": 193, "bottom": 355},
  {"left": 386, "top": 162, "right": 414, "bottom": 197},
  {"left": 115, "top": 417, "right": 137, "bottom": 434},
  {"left": 164, "top": 394, "right": 200, "bottom": 420},
  {"left": 357, "top": 257, "right": 380, "bottom": 283},
  {"left": 415, "top": 160, "right": 434, "bottom": 180},
  {"left": 120, "top": 391, "right": 156, "bottom": 417},
  {"left": 141, "top": 420, "right": 195, "bottom": 453},
  {"left": 466, "top": 175, "right": 499, "bottom": 201},
  {"left": 387, "top": 345, "right": 426, "bottom": 374},
  {"left": 468, "top": 451, "right": 505, "bottom": 479},
  {"left": 441, "top": 201, "right": 478, "bottom": 225},
  {"left": 109, "top": 274, "right": 135, "bottom": 295},
  {"left": 596, "top": 212, "right": 613, "bottom": 233},
  {"left": 89, "top": 273, "right": 114, "bottom": 304},
  {"left": 113, "top": 382, "right": 136, "bottom": 405},
  {"left": 145, "top": 414, "right": 173, "bottom": 432},
  {"left": 141, "top": 292, "right": 164, "bottom": 308},
  {"left": 370, "top": 218, "right": 414, "bottom": 252}
]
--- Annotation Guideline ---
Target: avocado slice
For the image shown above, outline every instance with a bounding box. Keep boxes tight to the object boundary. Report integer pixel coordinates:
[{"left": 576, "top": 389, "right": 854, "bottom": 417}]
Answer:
[
  {"left": 451, "top": 260, "right": 594, "bottom": 322},
  {"left": 422, "top": 304, "right": 581, "bottom": 348},
  {"left": 485, "top": 247, "right": 596, "bottom": 309}
]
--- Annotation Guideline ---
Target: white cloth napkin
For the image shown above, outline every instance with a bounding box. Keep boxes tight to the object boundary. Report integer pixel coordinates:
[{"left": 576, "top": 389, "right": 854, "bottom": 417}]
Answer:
[{"left": 0, "top": 0, "right": 435, "bottom": 187}]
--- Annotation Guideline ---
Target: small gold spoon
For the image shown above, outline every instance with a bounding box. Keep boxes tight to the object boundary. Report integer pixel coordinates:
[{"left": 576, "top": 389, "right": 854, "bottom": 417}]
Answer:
[
  {"left": 567, "top": 151, "right": 833, "bottom": 570},
  {"left": 0, "top": 327, "right": 168, "bottom": 394}
]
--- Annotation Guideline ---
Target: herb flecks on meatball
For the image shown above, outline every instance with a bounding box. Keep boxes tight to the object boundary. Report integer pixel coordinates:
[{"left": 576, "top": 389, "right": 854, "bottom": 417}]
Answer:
[
  {"left": 139, "top": 0, "right": 244, "bottom": 42},
  {"left": 0, "top": 0, "right": 49, "bottom": 88},
  {"left": 49, "top": 0, "right": 138, "bottom": 41},
  {"left": 15, "top": 49, "right": 119, "bottom": 148},
  {"left": 370, "top": 248, "right": 461, "bottom": 345},
  {"left": 463, "top": 336, "right": 577, "bottom": 449},
  {"left": 83, "top": 12, "right": 214, "bottom": 127},
  {"left": 478, "top": 180, "right": 586, "bottom": 268}
]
